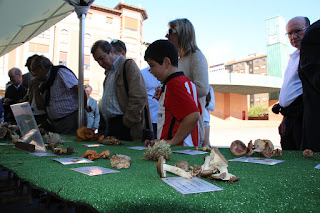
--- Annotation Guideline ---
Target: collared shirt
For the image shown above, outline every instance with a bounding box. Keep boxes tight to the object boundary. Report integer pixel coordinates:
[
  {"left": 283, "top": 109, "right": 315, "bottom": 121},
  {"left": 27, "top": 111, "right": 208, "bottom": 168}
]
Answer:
[
  {"left": 45, "top": 67, "right": 78, "bottom": 119},
  {"left": 100, "top": 56, "right": 123, "bottom": 122},
  {"left": 13, "top": 84, "right": 21, "bottom": 89},
  {"left": 140, "top": 67, "right": 161, "bottom": 124},
  {"left": 279, "top": 50, "right": 302, "bottom": 108}
]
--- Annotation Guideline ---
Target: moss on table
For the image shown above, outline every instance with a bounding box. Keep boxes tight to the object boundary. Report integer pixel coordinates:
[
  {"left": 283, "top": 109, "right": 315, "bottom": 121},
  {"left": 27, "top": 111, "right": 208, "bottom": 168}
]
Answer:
[{"left": 0, "top": 136, "right": 319, "bottom": 212}]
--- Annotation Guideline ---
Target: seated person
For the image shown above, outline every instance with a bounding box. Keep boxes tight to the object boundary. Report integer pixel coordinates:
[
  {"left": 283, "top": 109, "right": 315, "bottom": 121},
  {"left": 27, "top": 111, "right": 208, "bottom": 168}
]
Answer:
[{"left": 144, "top": 39, "right": 201, "bottom": 146}]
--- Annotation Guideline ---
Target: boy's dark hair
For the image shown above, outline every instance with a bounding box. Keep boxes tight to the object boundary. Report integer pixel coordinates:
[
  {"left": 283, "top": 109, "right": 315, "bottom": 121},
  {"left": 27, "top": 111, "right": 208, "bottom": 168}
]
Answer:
[
  {"left": 144, "top": 40, "right": 178, "bottom": 67},
  {"left": 91, "top": 40, "right": 113, "bottom": 55},
  {"left": 111, "top": 39, "right": 127, "bottom": 55}
]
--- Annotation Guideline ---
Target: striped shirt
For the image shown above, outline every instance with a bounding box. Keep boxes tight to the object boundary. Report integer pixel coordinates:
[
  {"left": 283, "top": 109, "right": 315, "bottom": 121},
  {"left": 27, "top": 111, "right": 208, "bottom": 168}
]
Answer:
[
  {"left": 100, "top": 56, "right": 123, "bottom": 122},
  {"left": 46, "top": 67, "right": 78, "bottom": 119}
]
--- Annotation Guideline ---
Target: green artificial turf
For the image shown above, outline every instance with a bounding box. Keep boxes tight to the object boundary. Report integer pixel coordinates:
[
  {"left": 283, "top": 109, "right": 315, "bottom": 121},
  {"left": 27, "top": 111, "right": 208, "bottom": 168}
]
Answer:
[{"left": 0, "top": 136, "right": 319, "bottom": 212}]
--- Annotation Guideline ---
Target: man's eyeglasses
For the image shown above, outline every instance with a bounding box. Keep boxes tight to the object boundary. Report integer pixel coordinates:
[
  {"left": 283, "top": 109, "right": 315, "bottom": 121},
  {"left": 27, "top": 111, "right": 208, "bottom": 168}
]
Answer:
[
  {"left": 286, "top": 26, "right": 308, "bottom": 36},
  {"left": 166, "top": 28, "right": 177, "bottom": 36}
]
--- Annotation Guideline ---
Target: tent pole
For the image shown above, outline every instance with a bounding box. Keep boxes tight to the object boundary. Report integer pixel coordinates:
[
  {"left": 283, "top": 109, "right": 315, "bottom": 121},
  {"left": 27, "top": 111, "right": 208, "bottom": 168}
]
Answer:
[{"left": 78, "top": 13, "right": 85, "bottom": 128}]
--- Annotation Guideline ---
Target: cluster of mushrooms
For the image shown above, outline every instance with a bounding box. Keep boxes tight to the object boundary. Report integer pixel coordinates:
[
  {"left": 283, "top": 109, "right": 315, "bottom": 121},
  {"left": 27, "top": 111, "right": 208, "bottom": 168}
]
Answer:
[
  {"left": 230, "top": 139, "right": 282, "bottom": 158},
  {"left": 82, "top": 150, "right": 131, "bottom": 169},
  {"left": 76, "top": 126, "right": 104, "bottom": 142},
  {"left": 157, "top": 147, "right": 239, "bottom": 183},
  {"left": 0, "top": 124, "right": 20, "bottom": 141}
]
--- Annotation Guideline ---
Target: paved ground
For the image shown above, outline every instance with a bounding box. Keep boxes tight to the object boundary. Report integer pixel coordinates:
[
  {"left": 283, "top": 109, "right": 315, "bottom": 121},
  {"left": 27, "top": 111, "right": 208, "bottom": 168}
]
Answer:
[{"left": 209, "top": 116, "right": 281, "bottom": 149}]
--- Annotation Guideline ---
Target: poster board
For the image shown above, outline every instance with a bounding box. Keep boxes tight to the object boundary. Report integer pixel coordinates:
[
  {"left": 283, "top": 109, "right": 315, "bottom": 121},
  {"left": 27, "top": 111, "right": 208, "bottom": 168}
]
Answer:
[{"left": 10, "top": 102, "right": 46, "bottom": 152}]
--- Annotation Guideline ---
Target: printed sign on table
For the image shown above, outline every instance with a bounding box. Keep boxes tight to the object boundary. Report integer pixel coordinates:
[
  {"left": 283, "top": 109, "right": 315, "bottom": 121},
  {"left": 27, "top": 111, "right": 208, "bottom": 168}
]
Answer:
[
  {"left": 71, "top": 166, "right": 119, "bottom": 176},
  {"left": 52, "top": 157, "right": 93, "bottom": 165},
  {"left": 172, "top": 149, "right": 208, "bottom": 155},
  {"left": 162, "top": 177, "right": 223, "bottom": 194},
  {"left": 229, "top": 156, "right": 284, "bottom": 165},
  {"left": 127, "top": 146, "right": 147, "bottom": 150}
]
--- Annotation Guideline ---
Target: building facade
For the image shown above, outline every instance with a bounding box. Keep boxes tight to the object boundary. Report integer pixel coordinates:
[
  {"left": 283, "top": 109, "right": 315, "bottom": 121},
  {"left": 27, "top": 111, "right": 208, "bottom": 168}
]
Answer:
[{"left": 0, "top": 3, "right": 147, "bottom": 100}]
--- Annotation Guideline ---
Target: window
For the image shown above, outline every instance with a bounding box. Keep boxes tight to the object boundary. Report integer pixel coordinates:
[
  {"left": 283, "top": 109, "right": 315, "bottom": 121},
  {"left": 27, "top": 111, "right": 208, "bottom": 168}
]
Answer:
[
  {"left": 235, "top": 64, "right": 238, "bottom": 67},
  {"left": 124, "top": 17, "right": 138, "bottom": 31},
  {"left": 261, "top": 65, "right": 266, "bottom": 69},
  {"left": 240, "top": 69, "right": 244, "bottom": 73},
  {"left": 241, "top": 62, "right": 244, "bottom": 66},
  {"left": 106, "top": 16, "right": 113, "bottom": 24},
  {"left": 249, "top": 61, "right": 252, "bottom": 65},
  {"left": 255, "top": 59, "right": 259, "bottom": 63},
  {"left": 262, "top": 58, "right": 267, "bottom": 61}
]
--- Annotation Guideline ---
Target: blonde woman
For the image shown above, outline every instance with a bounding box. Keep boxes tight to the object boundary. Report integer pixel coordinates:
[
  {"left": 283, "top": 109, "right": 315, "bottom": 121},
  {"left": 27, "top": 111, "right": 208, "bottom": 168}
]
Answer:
[{"left": 166, "top": 18, "right": 209, "bottom": 146}]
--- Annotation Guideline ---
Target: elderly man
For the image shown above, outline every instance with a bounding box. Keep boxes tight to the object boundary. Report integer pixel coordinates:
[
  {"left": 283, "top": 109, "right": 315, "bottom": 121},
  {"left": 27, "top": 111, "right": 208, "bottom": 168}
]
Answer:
[
  {"left": 84, "top": 84, "right": 100, "bottom": 131},
  {"left": 2, "top": 68, "right": 27, "bottom": 124},
  {"left": 91, "top": 40, "right": 151, "bottom": 141},
  {"left": 272, "top": 16, "right": 310, "bottom": 150},
  {"left": 299, "top": 19, "right": 320, "bottom": 152},
  {"left": 30, "top": 55, "right": 87, "bottom": 135}
]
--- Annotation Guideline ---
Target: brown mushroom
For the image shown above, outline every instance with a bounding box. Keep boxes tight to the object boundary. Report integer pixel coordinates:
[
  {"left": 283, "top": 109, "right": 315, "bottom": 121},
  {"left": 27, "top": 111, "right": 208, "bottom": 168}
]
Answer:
[
  {"left": 99, "top": 150, "right": 111, "bottom": 159},
  {"left": 303, "top": 149, "right": 313, "bottom": 158},
  {"left": 110, "top": 154, "right": 131, "bottom": 169},
  {"left": 174, "top": 160, "right": 190, "bottom": 171},
  {"left": 230, "top": 140, "right": 248, "bottom": 156}
]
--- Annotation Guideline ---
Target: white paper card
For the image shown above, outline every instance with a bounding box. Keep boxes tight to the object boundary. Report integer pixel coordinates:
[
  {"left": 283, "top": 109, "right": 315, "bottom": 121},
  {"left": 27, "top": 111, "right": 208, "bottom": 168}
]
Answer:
[
  {"left": 315, "top": 164, "right": 320, "bottom": 169},
  {"left": 0, "top": 143, "right": 13, "bottom": 145},
  {"left": 71, "top": 166, "right": 120, "bottom": 176},
  {"left": 161, "top": 177, "right": 223, "bottom": 194},
  {"left": 52, "top": 157, "right": 93, "bottom": 165},
  {"left": 82, "top": 144, "right": 104, "bottom": 147},
  {"left": 229, "top": 157, "right": 284, "bottom": 165},
  {"left": 30, "top": 152, "right": 57, "bottom": 157},
  {"left": 172, "top": 150, "right": 208, "bottom": 155},
  {"left": 127, "top": 146, "right": 147, "bottom": 150}
]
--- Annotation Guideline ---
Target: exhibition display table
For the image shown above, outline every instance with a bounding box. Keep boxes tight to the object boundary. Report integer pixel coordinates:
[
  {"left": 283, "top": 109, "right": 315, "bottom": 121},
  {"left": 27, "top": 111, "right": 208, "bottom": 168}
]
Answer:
[{"left": 0, "top": 137, "right": 319, "bottom": 212}]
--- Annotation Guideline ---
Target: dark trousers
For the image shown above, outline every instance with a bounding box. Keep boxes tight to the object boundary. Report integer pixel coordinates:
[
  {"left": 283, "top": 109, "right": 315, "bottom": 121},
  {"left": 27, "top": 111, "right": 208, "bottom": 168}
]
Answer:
[
  {"left": 51, "top": 110, "right": 87, "bottom": 136},
  {"left": 108, "top": 115, "right": 132, "bottom": 141},
  {"left": 152, "top": 123, "right": 157, "bottom": 140},
  {"left": 279, "top": 95, "right": 303, "bottom": 150}
]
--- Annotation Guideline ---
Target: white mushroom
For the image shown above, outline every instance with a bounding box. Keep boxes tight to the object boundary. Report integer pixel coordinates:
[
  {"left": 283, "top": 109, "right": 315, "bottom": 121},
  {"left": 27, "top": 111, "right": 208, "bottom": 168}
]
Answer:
[
  {"left": 110, "top": 154, "right": 131, "bottom": 169},
  {"left": 207, "top": 147, "right": 240, "bottom": 182},
  {"left": 247, "top": 139, "right": 274, "bottom": 158},
  {"left": 157, "top": 156, "right": 192, "bottom": 179}
]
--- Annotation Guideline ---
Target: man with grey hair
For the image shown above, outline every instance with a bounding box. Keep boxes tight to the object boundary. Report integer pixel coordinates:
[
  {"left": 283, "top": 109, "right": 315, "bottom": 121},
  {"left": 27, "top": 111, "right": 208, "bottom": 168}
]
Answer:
[
  {"left": 2, "top": 67, "right": 27, "bottom": 124},
  {"left": 91, "top": 40, "right": 151, "bottom": 141},
  {"left": 272, "top": 16, "right": 310, "bottom": 150}
]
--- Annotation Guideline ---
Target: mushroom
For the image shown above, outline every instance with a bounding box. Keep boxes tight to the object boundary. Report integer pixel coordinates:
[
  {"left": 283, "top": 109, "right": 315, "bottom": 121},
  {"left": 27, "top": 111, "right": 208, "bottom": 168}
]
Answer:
[
  {"left": 156, "top": 156, "right": 192, "bottom": 179},
  {"left": 83, "top": 150, "right": 100, "bottom": 160},
  {"left": 303, "top": 149, "right": 313, "bottom": 158},
  {"left": 174, "top": 160, "right": 190, "bottom": 171},
  {"left": 247, "top": 139, "right": 274, "bottom": 158},
  {"left": 206, "top": 147, "right": 240, "bottom": 182},
  {"left": 230, "top": 140, "right": 248, "bottom": 156},
  {"left": 110, "top": 154, "right": 131, "bottom": 169},
  {"left": 99, "top": 150, "right": 111, "bottom": 159},
  {"left": 272, "top": 148, "right": 282, "bottom": 157}
]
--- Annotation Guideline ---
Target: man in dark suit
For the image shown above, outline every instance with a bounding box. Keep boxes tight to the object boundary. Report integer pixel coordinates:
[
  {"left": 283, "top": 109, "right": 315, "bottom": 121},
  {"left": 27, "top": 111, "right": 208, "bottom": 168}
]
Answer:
[
  {"left": 2, "top": 68, "right": 27, "bottom": 124},
  {"left": 298, "top": 19, "right": 320, "bottom": 152}
]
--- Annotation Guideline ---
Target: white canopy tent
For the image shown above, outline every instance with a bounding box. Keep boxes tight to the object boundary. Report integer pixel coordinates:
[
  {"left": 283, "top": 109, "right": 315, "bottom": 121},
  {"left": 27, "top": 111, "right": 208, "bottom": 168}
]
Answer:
[{"left": 0, "top": 0, "right": 94, "bottom": 127}]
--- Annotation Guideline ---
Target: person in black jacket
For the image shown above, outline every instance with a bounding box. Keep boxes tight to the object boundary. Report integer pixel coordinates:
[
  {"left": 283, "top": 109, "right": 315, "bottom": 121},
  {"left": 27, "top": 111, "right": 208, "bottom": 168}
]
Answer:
[
  {"left": 2, "top": 67, "right": 27, "bottom": 124},
  {"left": 298, "top": 19, "right": 320, "bottom": 152}
]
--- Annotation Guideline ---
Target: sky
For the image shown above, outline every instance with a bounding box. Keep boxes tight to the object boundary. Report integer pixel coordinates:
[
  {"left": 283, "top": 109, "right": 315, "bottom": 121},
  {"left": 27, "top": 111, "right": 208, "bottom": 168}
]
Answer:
[{"left": 93, "top": 0, "right": 319, "bottom": 65}]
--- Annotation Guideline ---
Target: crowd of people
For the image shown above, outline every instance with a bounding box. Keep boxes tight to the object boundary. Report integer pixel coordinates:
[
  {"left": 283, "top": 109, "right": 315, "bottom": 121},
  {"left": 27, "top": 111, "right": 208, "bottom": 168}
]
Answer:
[{"left": 1, "top": 16, "right": 319, "bottom": 151}]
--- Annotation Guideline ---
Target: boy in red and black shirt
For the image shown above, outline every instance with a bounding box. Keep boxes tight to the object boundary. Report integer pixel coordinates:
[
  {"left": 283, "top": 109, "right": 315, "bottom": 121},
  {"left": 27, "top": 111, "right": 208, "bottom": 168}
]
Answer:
[{"left": 144, "top": 40, "right": 201, "bottom": 146}]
